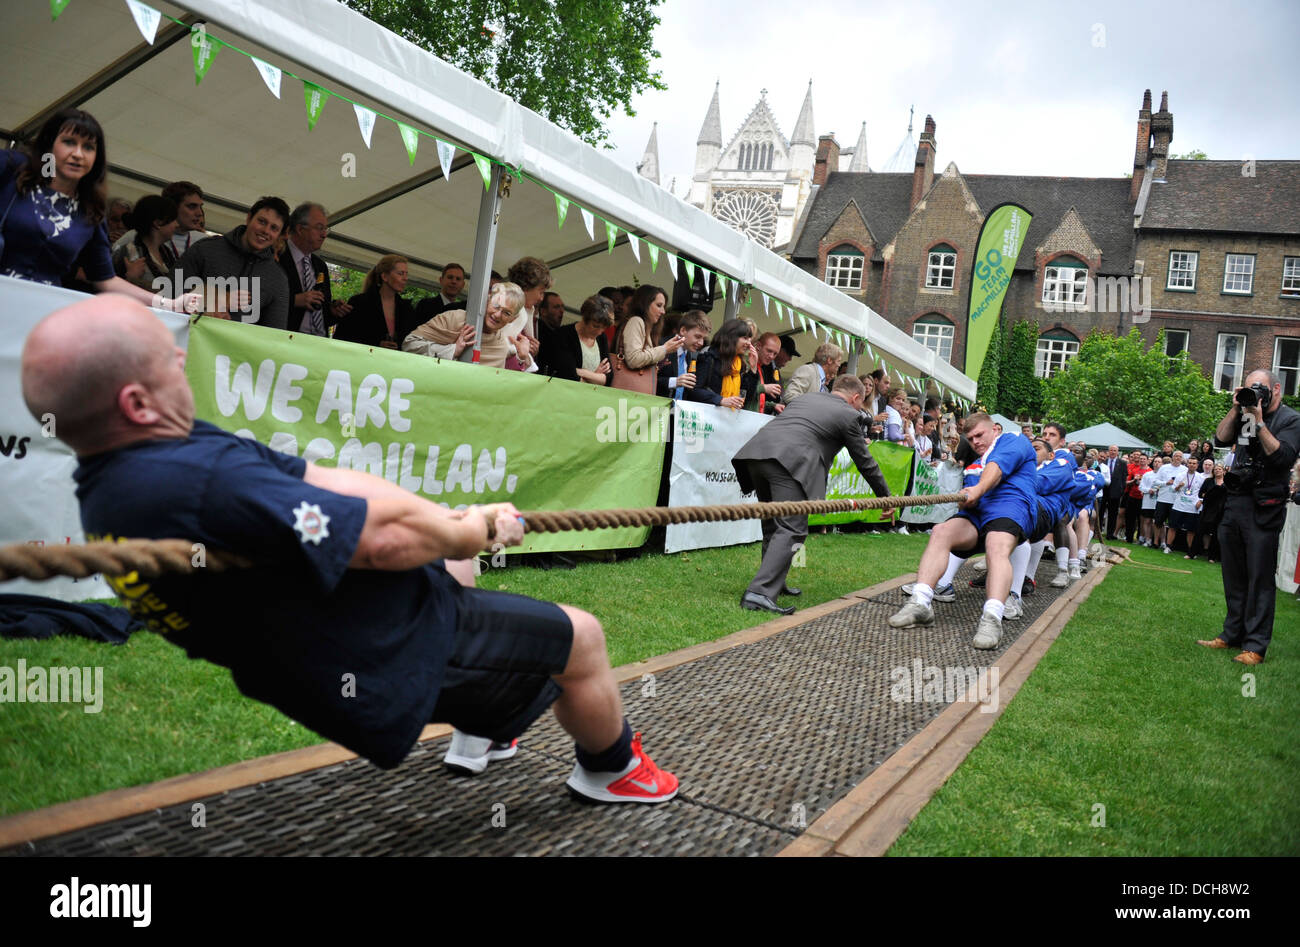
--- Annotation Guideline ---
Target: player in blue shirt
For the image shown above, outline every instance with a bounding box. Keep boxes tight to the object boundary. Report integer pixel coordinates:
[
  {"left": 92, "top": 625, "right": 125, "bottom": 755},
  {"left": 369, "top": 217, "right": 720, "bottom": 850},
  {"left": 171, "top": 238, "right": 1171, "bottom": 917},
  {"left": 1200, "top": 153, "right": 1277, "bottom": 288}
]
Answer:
[
  {"left": 1042, "top": 422, "right": 1084, "bottom": 585},
  {"left": 889, "top": 413, "right": 1038, "bottom": 650},
  {"left": 21, "top": 295, "right": 679, "bottom": 806}
]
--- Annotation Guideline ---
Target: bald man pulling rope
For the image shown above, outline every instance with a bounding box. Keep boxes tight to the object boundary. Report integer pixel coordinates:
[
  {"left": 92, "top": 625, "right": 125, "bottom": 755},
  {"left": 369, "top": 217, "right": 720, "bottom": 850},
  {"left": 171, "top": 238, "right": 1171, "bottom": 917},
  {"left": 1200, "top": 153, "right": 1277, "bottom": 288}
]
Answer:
[{"left": 20, "top": 296, "right": 677, "bottom": 804}]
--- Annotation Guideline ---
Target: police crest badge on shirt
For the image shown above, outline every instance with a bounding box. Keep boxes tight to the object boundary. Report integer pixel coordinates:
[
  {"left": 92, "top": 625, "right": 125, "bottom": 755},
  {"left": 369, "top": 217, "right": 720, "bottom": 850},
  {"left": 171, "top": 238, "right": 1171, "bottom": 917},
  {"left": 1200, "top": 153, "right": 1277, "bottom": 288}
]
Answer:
[{"left": 293, "top": 501, "right": 331, "bottom": 545}]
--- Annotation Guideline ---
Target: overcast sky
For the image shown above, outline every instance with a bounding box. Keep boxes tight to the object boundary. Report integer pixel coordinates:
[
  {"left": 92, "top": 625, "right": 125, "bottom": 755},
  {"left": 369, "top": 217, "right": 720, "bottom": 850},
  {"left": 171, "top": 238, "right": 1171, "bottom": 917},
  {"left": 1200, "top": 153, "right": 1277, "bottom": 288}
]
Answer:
[{"left": 603, "top": 0, "right": 1300, "bottom": 194}]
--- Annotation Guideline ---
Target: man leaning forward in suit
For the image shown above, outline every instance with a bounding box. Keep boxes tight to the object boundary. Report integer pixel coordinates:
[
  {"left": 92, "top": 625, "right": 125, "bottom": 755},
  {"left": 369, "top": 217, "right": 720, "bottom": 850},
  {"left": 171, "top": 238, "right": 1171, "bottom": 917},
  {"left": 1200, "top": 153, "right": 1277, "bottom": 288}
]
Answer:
[{"left": 733, "top": 375, "right": 890, "bottom": 616}]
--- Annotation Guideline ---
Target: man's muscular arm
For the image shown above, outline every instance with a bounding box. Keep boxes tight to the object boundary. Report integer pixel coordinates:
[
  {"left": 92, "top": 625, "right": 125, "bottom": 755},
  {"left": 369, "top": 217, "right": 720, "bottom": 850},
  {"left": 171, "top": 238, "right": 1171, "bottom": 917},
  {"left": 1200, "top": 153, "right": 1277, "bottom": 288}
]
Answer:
[
  {"left": 303, "top": 464, "right": 522, "bottom": 569},
  {"left": 960, "top": 461, "right": 1003, "bottom": 508}
]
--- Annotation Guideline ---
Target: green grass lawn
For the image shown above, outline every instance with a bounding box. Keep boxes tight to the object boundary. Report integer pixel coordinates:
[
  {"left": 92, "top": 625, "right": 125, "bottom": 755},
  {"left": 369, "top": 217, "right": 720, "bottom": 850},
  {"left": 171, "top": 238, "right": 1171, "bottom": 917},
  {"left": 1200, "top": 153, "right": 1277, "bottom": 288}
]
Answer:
[
  {"left": 0, "top": 531, "right": 928, "bottom": 818},
  {"left": 889, "top": 541, "right": 1300, "bottom": 857}
]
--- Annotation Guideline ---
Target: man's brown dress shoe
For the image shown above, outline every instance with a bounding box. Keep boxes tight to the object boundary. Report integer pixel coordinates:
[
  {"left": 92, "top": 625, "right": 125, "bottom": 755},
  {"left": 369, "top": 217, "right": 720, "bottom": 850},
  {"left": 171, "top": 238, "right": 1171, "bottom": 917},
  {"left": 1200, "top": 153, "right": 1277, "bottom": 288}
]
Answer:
[
  {"left": 1196, "top": 638, "right": 1230, "bottom": 649},
  {"left": 1233, "top": 651, "right": 1264, "bottom": 666}
]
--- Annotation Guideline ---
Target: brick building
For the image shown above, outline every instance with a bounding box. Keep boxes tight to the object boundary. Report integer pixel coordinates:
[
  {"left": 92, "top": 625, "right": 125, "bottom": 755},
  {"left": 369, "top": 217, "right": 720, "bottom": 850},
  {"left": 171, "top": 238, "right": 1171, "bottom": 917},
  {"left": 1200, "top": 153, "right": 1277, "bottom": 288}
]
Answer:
[{"left": 787, "top": 91, "right": 1300, "bottom": 396}]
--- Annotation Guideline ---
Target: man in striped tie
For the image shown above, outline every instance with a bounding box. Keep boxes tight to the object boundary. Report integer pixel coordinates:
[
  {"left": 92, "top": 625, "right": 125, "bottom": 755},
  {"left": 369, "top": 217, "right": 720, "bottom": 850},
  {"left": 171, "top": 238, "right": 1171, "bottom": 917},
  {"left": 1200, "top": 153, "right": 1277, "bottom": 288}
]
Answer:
[{"left": 281, "top": 202, "right": 351, "bottom": 336}]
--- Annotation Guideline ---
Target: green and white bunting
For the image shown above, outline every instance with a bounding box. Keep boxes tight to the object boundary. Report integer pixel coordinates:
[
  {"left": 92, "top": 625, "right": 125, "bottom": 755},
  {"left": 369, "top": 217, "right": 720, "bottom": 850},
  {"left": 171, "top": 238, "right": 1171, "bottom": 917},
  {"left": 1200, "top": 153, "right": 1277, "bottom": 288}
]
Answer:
[
  {"left": 353, "top": 103, "right": 376, "bottom": 148},
  {"left": 252, "top": 56, "right": 282, "bottom": 98},
  {"left": 51, "top": 0, "right": 71, "bottom": 20},
  {"left": 125, "top": 0, "right": 161, "bottom": 44},
  {"left": 303, "top": 81, "right": 327, "bottom": 129},
  {"left": 472, "top": 153, "right": 492, "bottom": 191},
  {"left": 605, "top": 222, "right": 618, "bottom": 254},
  {"left": 397, "top": 122, "right": 420, "bottom": 165},
  {"left": 627, "top": 233, "right": 641, "bottom": 262},
  {"left": 648, "top": 243, "right": 659, "bottom": 272},
  {"left": 554, "top": 194, "right": 569, "bottom": 229},
  {"left": 436, "top": 140, "right": 455, "bottom": 180},
  {"left": 192, "top": 29, "right": 218, "bottom": 84}
]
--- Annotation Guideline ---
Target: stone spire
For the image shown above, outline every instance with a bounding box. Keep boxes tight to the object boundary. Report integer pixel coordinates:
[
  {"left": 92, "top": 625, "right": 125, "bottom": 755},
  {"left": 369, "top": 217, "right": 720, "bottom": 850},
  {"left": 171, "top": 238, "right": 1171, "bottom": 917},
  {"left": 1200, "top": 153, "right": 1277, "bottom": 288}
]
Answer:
[
  {"left": 789, "top": 79, "right": 816, "bottom": 177},
  {"left": 694, "top": 81, "right": 722, "bottom": 176},
  {"left": 637, "top": 122, "right": 660, "bottom": 186},
  {"left": 847, "top": 121, "right": 869, "bottom": 172}
]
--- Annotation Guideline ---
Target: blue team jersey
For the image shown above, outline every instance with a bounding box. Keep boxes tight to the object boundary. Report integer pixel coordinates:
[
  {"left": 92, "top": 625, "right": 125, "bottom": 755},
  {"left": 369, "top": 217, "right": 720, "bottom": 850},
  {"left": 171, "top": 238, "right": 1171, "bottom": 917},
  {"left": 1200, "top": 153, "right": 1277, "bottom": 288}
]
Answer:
[
  {"left": 1035, "top": 458, "right": 1075, "bottom": 521},
  {"left": 74, "top": 420, "right": 462, "bottom": 769},
  {"left": 1053, "top": 447, "right": 1078, "bottom": 473},
  {"left": 1069, "top": 469, "right": 1097, "bottom": 512},
  {"left": 960, "top": 432, "right": 1038, "bottom": 532}
]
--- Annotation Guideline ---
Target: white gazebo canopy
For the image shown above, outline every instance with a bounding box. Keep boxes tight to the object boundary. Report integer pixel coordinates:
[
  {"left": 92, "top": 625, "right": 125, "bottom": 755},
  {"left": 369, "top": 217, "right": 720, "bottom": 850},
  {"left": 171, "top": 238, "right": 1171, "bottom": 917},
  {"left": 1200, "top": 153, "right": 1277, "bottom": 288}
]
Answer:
[{"left": 3, "top": 0, "right": 976, "bottom": 399}]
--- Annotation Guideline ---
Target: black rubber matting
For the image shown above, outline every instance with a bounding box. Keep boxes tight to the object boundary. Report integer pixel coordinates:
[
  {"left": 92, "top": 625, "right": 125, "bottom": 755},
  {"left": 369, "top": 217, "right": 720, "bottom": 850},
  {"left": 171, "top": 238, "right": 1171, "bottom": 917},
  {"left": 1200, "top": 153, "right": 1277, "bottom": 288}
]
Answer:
[{"left": 5, "top": 560, "right": 1077, "bottom": 856}]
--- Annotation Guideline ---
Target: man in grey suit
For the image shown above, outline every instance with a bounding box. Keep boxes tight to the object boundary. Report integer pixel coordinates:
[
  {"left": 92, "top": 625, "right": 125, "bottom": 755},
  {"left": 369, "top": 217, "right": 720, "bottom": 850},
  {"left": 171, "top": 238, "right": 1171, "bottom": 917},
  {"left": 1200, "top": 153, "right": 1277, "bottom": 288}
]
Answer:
[
  {"left": 781, "top": 342, "right": 843, "bottom": 404},
  {"left": 733, "top": 375, "right": 891, "bottom": 615}
]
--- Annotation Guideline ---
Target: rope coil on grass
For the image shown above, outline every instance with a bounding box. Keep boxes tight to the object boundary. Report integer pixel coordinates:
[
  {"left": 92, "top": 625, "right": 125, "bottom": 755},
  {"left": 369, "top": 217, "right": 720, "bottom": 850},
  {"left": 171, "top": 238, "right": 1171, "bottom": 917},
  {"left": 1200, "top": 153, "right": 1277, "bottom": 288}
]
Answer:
[{"left": 0, "top": 494, "right": 966, "bottom": 583}]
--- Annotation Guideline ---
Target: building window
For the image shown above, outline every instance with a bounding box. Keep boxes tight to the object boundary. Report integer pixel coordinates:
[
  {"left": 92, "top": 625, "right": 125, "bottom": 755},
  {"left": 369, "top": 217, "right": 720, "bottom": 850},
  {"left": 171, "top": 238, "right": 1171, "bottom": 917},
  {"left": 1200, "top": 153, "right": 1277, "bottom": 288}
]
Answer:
[
  {"left": 1222, "top": 254, "right": 1255, "bottom": 294},
  {"left": 912, "top": 314, "right": 955, "bottom": 362},
  {"left": 1035, "top": 331, "right": 1079, "bottom": 378},
  {"left": 925, "top": 245, "right": 957, "bottom": 290},
  {"left": 1275, "top": 338, "right": 1300, "bottom": 397},
  {"left": 1164, "top": 329, "right": 1189, "bottom": 357},
  {"left": 1214, "top": 333, "right": 1246, "bottom": 391},
  {"left": 1041, "top": 260, "right": 1088, "bottom": 307},
  {"left": 1167, "top": 250, "right": 1198, "bottom": 290},
  {"left": 824, "top": 247, "right": 864, "bottom": 291},
  {"left": 1283, "top": 257, "right": 1300, "bottom": 297}
]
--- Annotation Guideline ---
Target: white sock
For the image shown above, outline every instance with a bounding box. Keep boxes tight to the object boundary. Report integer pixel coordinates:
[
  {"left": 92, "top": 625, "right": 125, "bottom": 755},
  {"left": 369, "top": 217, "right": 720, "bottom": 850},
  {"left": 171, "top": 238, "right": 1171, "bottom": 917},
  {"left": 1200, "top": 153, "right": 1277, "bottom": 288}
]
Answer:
[
  {"left": 910, "top": 583, "right": 934, "bottom": 608},
  {"left": 1027, "top": 540, "right": 1048, "bottom": 578},
  {"left": 983, "top": 598, "right": 1005, "bottom": 621},
  {"left": 938, "top": 554, "right": 963, "bottom": 589},
  {"left": 1056, "top": 547, "right": 1069, "bottom": 570},
  {"left": 1068, "top": 558, "right": 1080, "bottom": 573},
  {"left": 1010, "top": 541, "right": 1030, "bottom": 597}
]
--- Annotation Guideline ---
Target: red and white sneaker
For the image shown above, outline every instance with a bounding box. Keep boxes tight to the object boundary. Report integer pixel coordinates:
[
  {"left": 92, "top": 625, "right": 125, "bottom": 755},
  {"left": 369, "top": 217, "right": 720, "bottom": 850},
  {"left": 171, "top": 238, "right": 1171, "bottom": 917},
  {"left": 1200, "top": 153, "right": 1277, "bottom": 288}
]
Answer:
[
  {"left": 442, "top": 729, "right": 519, "bottom": 775},
  {"left": 565, "top": 733, "right": 679, "bottom": 803}
]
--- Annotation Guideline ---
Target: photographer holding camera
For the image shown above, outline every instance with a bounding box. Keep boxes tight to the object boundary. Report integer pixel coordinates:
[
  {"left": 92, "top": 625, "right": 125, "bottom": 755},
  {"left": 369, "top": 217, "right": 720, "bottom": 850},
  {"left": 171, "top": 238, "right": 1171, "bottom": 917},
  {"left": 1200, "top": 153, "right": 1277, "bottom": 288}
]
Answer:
[{"left": 1197, "top": 371, "right": 1300, "bottom": 664}]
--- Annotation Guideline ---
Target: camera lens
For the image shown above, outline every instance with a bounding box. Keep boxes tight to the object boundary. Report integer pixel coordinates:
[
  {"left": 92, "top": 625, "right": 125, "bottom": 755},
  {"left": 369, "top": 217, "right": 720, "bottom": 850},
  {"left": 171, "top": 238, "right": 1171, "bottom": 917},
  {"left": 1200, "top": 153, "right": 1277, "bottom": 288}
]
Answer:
[{"left": 1238, "top": 387, "right": 1257, "bottom": 407}]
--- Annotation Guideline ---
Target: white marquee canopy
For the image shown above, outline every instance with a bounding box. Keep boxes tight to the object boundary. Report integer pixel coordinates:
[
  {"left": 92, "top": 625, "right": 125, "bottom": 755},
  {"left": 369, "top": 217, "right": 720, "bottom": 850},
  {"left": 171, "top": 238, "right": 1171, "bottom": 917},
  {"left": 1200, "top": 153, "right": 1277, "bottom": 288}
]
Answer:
[{"left": 4, "top": 0, "right": 976, "bottom": 399}]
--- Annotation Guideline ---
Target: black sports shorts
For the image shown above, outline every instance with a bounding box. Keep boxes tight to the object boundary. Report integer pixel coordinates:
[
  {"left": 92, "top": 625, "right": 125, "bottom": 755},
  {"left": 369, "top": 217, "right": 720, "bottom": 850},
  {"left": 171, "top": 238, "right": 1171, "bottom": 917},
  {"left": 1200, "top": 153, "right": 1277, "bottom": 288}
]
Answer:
[
  {"left": 950, "top": 513, "right": 1027, "bottom": 558},
  {"left": 430, "top": 587, "right": 574, "bottom": 743}
]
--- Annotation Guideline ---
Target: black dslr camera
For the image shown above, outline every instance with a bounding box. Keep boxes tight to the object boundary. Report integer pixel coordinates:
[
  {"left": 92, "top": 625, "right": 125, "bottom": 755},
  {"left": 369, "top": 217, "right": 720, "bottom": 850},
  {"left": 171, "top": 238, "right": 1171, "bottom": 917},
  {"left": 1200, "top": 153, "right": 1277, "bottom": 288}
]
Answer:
[{"left": 1236, "top": 383, "right": 1272, "bottom": 412}]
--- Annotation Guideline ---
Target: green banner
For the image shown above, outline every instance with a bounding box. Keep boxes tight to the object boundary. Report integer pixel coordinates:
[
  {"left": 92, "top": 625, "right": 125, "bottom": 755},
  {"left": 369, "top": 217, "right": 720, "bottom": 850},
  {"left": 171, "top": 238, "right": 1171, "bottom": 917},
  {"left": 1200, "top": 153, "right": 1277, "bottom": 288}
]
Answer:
[
  {"left": 808, "top": 440, "right": 916, "bottom": 526},
  {"left": 965, "top": 203, "right": 1031, "bottom": 382},
  {"left": 183, "top": 319, "right": 668, "bottom": 554}
]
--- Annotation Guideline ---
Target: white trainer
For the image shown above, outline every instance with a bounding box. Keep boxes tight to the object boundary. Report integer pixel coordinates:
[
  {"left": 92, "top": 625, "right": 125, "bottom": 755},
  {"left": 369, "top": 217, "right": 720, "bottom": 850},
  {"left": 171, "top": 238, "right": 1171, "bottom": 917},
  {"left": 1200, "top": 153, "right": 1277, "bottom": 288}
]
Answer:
[
  {"left": 1050, "top": 570, "right": 1070, "bottom": 588},
  {"left": 1069, "top": 564, "right": 1082, "bottom": 580},
  {"left": 442, "top": 729, "right": 519, "bottom": 775},
  {"left": 888, "top": 601, "right": 935, "bottom": 628},
  {"left": 1003, "top": 593, "right": 1023, "bottom": 621},
  {"left": 973, "top": 612, "right": 1003, "bottom": 650}
]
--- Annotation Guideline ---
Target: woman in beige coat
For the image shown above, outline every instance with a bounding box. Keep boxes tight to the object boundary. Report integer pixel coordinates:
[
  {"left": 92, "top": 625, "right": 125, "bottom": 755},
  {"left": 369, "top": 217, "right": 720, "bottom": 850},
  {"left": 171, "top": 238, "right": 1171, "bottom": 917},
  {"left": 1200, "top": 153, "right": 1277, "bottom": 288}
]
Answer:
[{"left": 610, "top": 283, "right": 683, "bottom": 391}]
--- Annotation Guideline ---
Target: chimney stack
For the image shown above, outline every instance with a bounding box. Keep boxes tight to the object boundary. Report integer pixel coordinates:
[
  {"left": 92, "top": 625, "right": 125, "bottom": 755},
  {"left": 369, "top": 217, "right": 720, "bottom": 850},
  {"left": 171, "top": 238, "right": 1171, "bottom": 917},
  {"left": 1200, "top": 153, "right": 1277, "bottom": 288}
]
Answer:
[
  {"left": 814, "top": 134, "right": 841, "bottom": 187},
  {"left": 1130, "top": 89, "right": 1152, "bottom": 202},
  {"left": 911, "top": 115, "right": 936, "bottom": 210},
  {"left": 1150, "top": 90, "right": 1174, "bottom": 181}
]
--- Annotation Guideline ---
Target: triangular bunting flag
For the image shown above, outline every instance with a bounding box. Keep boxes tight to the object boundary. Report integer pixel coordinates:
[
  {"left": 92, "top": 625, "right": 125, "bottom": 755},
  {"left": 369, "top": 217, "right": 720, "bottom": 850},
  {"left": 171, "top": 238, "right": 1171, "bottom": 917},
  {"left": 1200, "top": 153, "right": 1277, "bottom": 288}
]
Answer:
[
  {"left": 472, "top": 153, "right": 492, "bottom": 191},
  {"left": 125, "top": 0, "right": 161, "bottom": 44},
  {"left": 665, "top": 253, "right": 679, "bottom": 282},
  {"left": 303, "top": 82, "right": 327, "bottom": 130},
  {"left": 397, "top": 122, "right": 420, "bottom": 165},
  {"left": 353, "top": 104, "right": 376, "bottom": 148},
  {"left": 581, "top": 208, "right": 595, "bottom": 241},
  {"left": 554, "top": 194, "right": 569, "bottom": 229},
  {"left": 648, "top": 243, "right": 660, "bottom": 272},
  {"left": 774, "top": 302, "right": 783, "bottom": 321},
  {"left": 627, "top": 233, "right": 641, "bottom": 262},
  {"left": 436, "top": 140, "right": 455, "bottom": 180},
  {"left": 192, "top": 29, "right": 219, "bottom": 85},
  {"left": 760, "top": 292, "right": 771, "bottom": 315},
  {"left": 51, "top": 0, "right": 71, "bottom": 20},
  {"left": 683, "top": 260, "right": 696, "bottom": 287},
  {"left": 605, "top": 222, "right": 618, "bottom": 254},
  {"left": 717, "top": 278, "right": 726, "bottom": 299},
  {"left": 252, "top": 57, "right": 282, "bottom": 98}
]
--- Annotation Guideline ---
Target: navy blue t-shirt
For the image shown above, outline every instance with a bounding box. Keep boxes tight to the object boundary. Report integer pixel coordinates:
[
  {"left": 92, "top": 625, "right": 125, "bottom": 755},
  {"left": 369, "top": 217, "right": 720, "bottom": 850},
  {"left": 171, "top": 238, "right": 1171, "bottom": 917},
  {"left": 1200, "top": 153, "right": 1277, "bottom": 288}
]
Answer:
[
  {"left": 959, "top": 432, "right": 1037, "bottom": 533},
  {"left": 73, "top": 420, "right": 460, "bottom": 768}
]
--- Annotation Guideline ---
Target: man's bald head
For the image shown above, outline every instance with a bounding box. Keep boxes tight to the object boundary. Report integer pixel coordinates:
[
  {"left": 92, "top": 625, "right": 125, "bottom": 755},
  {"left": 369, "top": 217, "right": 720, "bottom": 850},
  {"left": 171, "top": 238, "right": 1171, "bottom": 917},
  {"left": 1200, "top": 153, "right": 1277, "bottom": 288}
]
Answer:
[{"left": 22, "top": 295, "right": 192, "bottom": 455}]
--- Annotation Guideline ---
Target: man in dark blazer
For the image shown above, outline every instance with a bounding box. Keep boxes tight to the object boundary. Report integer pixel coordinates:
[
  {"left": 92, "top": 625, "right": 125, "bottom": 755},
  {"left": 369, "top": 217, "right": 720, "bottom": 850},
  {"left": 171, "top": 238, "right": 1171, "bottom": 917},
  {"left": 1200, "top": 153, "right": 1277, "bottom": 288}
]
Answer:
[
  {"left": 1101, "top": 444, "right": 1128, "bottom": 540},
  {"left": 732, "top": 375, "right": 891, "bottom": 615},
  {"left": 413, "top": 263, "right": 467, "bottom": 324},
  {"left": 280, "top": 202, "right": 351, "bottom": 336}
]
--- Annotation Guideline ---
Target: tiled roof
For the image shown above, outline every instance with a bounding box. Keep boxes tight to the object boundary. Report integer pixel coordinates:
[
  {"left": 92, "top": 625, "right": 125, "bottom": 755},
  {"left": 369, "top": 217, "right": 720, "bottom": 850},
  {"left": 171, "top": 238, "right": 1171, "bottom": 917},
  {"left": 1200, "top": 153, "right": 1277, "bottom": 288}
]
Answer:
[{"left": 1140, "top": 160, "right": 1300, "bottom": 235}]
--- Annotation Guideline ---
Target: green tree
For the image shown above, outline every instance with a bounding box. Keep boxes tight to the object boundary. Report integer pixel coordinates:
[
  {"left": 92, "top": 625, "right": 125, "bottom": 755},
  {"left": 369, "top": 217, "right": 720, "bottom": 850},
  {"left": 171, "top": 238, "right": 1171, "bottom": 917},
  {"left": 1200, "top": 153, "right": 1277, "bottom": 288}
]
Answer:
[
  {"left": 1001, "top": 320, "right": 1042, "bottom": 417},
  {"left": 1041, "top": 328, "right": 1220, "bottom": 447},
  {"left": 344, "top": 0, "right": 666, "bottom": 146},
  {"left": 974, "top": 315, "right": 1004, "bottom": 414},
  {"left": 1171, "top": 149, "right": 1208, "bottom": 160}
]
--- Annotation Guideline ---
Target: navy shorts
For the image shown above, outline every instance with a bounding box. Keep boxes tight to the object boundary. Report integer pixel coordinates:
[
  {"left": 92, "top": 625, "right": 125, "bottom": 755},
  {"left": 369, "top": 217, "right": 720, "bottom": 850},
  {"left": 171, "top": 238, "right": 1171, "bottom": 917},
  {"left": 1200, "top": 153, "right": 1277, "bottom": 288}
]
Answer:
[
  {"left": 430, "top": 587, "right": 574, "bottom": 743},
  {"left": 1155, "top": 501, "right": 1173, "bottom": 527},
  {"left": 1168, "top": 508, "right": 1200, "bottom": 532},
  {"left": 950, "top": 513, "right": 1027, "bottom": 558}
]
